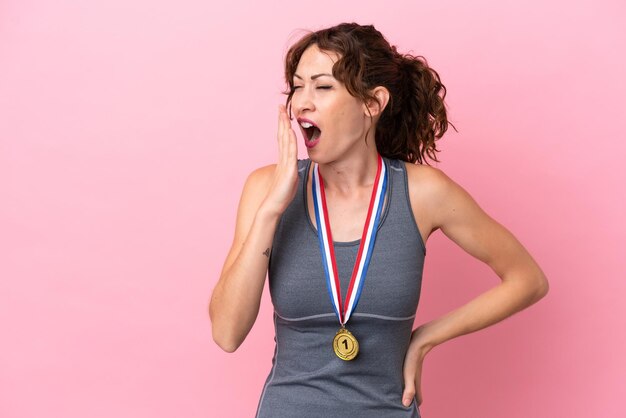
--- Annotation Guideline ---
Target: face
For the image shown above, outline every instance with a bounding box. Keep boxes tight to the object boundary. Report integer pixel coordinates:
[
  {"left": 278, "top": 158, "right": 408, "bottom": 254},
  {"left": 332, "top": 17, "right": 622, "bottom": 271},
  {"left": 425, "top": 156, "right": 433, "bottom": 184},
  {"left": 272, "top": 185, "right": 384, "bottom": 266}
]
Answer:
[{"left": 290, "top": 44, "right": 373, "bottom": 163}]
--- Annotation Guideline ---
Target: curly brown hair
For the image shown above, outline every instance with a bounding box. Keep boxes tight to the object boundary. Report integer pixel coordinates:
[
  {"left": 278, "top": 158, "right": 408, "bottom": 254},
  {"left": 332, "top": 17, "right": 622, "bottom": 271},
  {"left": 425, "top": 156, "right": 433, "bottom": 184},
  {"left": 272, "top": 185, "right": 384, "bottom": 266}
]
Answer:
[{"left": 283, "top": 22, "right": 456, "bottom": 165}]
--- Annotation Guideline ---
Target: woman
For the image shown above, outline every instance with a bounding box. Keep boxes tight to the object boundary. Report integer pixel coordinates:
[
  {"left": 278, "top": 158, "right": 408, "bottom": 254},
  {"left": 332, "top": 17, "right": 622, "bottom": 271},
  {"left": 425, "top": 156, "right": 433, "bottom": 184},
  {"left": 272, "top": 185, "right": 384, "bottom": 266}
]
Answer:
[{"left": 209, "top": 22, "right": 549, "bottom": 417}]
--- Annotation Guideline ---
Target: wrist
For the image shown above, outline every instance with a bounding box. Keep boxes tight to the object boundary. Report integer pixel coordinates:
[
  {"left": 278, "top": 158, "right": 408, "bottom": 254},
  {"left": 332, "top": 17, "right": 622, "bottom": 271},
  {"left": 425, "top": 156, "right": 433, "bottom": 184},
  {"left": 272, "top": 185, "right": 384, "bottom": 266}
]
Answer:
[
  {"left": 256, "top": 203, "right": 283, "bottom": 225},
  {"left": 411, "top": 324, "right": 437, "bottom": 356}
]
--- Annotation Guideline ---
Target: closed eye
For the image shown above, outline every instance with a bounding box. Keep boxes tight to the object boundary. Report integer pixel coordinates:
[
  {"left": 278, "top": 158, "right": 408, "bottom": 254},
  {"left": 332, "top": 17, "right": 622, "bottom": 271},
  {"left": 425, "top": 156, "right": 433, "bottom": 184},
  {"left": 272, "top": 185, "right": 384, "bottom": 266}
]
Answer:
[{"left": 291, "top": 85, "right": 332, "bottom": 91}]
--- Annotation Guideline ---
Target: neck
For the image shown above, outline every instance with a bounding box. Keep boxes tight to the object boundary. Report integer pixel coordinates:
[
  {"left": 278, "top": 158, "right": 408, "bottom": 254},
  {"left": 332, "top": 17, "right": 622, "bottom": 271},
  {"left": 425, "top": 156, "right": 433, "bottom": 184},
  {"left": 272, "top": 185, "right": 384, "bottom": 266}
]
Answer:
[{"left": 316, "top": 146, "right": 380, "bottom": 195}]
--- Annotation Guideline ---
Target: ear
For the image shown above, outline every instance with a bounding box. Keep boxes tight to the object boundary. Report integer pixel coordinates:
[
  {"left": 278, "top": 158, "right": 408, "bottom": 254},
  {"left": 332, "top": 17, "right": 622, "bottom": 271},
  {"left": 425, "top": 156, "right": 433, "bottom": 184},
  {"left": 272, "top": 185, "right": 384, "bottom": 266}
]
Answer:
[{"left": 363, "top": 86, "right": 390, "bottom": 118}]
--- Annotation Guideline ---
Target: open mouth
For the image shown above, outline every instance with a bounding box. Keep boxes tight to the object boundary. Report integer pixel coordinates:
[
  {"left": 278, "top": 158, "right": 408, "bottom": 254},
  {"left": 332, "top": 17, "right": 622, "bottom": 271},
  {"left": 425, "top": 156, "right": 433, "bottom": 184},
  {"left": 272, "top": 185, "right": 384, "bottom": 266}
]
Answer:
[
  {"left": 298, "top": 118, "right": 322, "bottom": 148},
  {"left": 303, "top": 125, "right": 321, "bottom": 142},
  {"left": 299, "top": 119, "right": 322, "bottom": 142}
]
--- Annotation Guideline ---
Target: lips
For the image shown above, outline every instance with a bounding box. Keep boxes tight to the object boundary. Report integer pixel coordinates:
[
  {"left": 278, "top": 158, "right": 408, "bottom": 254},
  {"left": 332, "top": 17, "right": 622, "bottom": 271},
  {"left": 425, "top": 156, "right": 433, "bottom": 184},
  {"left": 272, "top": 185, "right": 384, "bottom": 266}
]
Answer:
[{"left": 297, "top": 117, "right": 322, "bottom": 144}]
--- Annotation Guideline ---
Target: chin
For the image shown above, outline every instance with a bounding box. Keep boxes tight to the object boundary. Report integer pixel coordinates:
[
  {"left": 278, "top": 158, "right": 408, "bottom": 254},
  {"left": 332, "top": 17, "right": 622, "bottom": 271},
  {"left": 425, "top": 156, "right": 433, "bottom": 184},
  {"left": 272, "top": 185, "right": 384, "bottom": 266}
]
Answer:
[{"left": 306, "top": 150, "right": 328, "bottom": 165}]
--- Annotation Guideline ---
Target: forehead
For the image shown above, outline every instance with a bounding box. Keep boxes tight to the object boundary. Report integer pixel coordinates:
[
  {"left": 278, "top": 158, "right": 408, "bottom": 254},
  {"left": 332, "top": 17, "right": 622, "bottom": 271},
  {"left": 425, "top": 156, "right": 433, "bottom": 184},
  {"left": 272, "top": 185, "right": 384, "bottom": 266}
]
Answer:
[{"left": 295, "top": 44, "right": 340, "bottom": 76}]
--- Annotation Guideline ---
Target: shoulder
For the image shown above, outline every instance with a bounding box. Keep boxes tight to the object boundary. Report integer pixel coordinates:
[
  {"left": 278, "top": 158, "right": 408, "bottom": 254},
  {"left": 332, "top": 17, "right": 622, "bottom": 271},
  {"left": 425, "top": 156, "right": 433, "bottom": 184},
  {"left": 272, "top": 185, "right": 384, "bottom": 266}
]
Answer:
[
  {"left": 246, "top": 159, "right": 309, "bottom": 181},
  {"left": 245, "top": 163, "right": 275, "bottom": 186},
  {"left": 402, "top": 161, "right": 478, "bottom": 231},
  {"left": 233, "top": 164, "right": 275, "bottom": 216},
  {"left": 403, "top": 161, "right": 449, "bottom": 194},
  {"left": 403, "top": 161, "right": 455, "bottom": 206},
  {"left": 242, "top": 159, "right": 308, "bottom": 198}
]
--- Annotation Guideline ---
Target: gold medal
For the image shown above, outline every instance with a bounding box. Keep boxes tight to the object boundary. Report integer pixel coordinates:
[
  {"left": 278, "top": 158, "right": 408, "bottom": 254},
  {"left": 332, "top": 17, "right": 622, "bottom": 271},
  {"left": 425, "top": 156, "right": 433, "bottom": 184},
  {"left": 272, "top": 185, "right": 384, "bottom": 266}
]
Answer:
[{"left": 333, "top": 327, "right": 359, "bottom": 361}]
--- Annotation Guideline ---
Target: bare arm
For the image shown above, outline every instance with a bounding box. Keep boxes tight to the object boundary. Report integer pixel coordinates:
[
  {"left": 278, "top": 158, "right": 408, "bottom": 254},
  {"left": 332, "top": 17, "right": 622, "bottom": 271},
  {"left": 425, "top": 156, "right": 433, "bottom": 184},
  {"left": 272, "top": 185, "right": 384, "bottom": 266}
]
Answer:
[
  {"left": 209, "top": 105, "right": 298, "bottom": 352},
  {"left": 411, "top": 166, "right": 549, "bottom": 351},
  {"left": 402, "top": 165, "right": 549, "bottom": 406}
]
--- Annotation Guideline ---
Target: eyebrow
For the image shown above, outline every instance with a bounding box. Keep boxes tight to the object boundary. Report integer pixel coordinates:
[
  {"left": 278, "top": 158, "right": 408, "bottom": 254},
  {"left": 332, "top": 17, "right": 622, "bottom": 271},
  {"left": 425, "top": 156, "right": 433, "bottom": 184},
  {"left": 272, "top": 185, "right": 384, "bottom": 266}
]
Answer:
[{"left": 293, "top": 73, "right": 334, "bottom": 80}]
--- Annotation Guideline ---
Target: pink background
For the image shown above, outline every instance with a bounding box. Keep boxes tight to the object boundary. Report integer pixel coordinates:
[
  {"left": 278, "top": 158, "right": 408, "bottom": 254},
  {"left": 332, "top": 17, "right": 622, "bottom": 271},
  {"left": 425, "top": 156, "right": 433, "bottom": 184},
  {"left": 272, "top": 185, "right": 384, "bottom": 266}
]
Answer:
[{"left": 1, "top": 1, "right": 624, "bottom": 417}]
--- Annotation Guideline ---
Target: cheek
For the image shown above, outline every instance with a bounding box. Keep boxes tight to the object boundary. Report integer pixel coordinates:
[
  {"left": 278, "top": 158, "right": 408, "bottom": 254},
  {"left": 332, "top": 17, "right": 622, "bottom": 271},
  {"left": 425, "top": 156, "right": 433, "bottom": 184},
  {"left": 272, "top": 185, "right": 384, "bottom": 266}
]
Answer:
[
  {"left": 334, "top": 101, "right": 356, "bottom": 120},
  {"left": 324, "top": 98, "right": 365, "bottom": 135},
  {"left": 341, "top": 107, "right": 366, "bottom": 129}
]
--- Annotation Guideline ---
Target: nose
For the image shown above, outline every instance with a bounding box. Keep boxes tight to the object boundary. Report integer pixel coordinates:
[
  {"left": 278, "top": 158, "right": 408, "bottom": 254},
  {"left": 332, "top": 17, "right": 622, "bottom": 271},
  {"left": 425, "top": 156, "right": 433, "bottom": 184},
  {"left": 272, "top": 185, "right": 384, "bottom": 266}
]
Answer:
[{"left": 291, "top": 86, "right": 315, "bottom": 117}]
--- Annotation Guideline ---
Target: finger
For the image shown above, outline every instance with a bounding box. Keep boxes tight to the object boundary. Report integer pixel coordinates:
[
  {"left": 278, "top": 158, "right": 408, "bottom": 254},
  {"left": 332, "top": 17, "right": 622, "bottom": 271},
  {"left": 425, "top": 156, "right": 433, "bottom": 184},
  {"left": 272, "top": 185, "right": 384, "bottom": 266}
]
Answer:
[
  {"left": 402, "top": 383, "right": 415, "bottom": 407},
  {"left": 413, "top": 357, "right": 424, "bottom": 406},
  {"left": 280, "top": 107, "right": 291, "bottom": 166},
  {"left": 277, "top": 105, "right": 284, "bottom": 143},
  {"left": 277, "top": 105, "right": 287, "bottom": 165},
  {"left": 415, "top": 377, "right": 422, "bottom": 406},
  {"left": 285, "top": 113, "right": 298, "bottom": 153},
  {"left": 287, "top": 117, "right": 298, "bottom": 162},
  {"left": 402, "top": 362, "right": 417, "bottom": 407}
]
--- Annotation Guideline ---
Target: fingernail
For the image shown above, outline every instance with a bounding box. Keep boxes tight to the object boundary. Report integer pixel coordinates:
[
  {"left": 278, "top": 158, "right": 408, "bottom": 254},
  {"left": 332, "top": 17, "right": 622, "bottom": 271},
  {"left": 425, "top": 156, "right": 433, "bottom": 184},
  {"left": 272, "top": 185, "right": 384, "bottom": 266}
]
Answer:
[{"left": 403, "top": 398, "right": 411, "bottom": 407}]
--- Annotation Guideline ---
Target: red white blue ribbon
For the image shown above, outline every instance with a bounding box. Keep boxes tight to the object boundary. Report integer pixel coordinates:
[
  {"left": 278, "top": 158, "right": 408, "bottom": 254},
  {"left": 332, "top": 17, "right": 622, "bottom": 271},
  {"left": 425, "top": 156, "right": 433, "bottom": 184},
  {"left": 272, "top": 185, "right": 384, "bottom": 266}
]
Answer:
[{"left": 312, "top": 154, "right": 388, "bottom": 325}]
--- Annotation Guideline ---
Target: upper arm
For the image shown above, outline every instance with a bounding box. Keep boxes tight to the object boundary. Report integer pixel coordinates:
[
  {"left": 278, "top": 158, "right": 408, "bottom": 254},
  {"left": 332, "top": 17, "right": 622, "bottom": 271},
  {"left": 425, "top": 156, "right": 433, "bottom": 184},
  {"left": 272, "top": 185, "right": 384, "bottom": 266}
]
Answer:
[
  {"left": 220, "top": 164, "right": 276, "bottom": 276},
  {"left": 417, "top": 166, "right": 545, "bottom": 282}
]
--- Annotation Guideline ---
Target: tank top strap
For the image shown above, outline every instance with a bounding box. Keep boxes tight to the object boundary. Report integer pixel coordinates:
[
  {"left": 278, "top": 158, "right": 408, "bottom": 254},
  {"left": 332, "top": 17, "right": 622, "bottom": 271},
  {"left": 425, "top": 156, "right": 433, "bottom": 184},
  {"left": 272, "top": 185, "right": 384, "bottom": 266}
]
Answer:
[{"left": 293, "top": 157, "right": 425, "bottom": 256}]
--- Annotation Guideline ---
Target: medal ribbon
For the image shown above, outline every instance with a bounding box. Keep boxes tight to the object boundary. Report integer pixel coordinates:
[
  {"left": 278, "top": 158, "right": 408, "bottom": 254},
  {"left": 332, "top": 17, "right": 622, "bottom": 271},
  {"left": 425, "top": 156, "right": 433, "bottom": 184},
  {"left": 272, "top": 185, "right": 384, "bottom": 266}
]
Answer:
[{"left": 312, "top": 154, "right": 388, "bottom": 325}]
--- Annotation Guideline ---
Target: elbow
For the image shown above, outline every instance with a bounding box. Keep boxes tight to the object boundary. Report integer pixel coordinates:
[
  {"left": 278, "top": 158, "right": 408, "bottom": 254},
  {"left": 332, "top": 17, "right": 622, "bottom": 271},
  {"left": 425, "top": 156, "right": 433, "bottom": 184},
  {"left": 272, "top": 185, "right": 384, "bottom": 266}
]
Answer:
[
  {"left": 504, "top": 270, "right": 549, "bottom": 305},
  {"left": 210, "top": 317, "right": 243, "bottom": 353},
  {"left": 531, "top": 273, "right": 550, "bottom": 303},
  {"left": 209, "top": 300, "right": 239, "bottom": 353},
  {"left": 511, "top": 263, "right": 550, "bottom": 303},
  {"left": 208, "top": 297, "right": 251, "bottom": 353},
  {"left": 213, "top": 335, "right": 240, "bottom": 353},
  {"left": 212, "top": 327, "right": 242, "bottom": 353}
]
